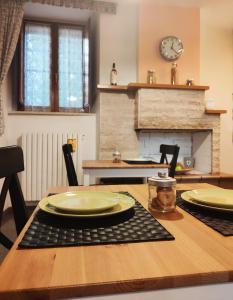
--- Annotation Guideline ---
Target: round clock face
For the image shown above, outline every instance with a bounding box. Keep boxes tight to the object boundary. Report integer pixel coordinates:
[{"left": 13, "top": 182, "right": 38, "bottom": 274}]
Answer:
[{"left": 160, "top": 36, "right": 184, "bottom": 61}]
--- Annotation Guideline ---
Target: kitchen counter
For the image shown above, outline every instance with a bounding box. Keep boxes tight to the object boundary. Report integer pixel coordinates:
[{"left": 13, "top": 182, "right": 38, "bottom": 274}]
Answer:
[
  {"left": 176, "top": 172, "right": 233, "bottom": 189},
  {"left": 82, "top": 160, "right": 168, "bottom": 185}
]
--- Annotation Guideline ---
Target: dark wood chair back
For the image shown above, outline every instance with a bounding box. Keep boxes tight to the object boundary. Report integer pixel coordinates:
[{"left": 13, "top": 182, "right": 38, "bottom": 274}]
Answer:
[
  {"left": 160, "top": 144, "right": 180, "bottom": 178},
  {"left": 0, "top": 146, "right": 28, "bottom": 249},
  {"left": 62, "top": 144, "right": 78, "bottom": 186}
]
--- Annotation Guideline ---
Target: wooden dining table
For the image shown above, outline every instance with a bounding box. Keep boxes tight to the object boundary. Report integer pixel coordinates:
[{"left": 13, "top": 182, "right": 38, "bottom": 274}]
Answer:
[
  {"left": 0, "top": 183, "right": 233, "bottom": 300},
  {"left": 82, "top": 160, "right": 169, "bottom": 185}
]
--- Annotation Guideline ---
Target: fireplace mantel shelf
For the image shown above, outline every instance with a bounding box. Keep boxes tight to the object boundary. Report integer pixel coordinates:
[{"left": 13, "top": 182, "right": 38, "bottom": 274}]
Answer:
[
  {"left": 97, "top": 83, "right": 209, "bottom": 92},
  {"left": 205, "top": 109, "right": 227, "bottom": 114}
]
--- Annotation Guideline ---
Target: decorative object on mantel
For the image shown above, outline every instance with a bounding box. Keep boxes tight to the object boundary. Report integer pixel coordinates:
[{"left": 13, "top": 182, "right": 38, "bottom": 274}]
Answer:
[
  {"left": 160, "top": 36, "right": 184, "bottom": 61},
  {"left": 147, "top": 70, "right": 156, "bottom": 84},
  {"left": 26, "top": 0, "right": 117, "bottom": 14},
  {"left": 184, "top": 157, "right": 195, "bottom": 168},
  {"left": 186, "top": 79, "right": 194, "bottom": 86},
  {"left": 171, "top": 63, "right": 178, "bottom": 85},
  {"left": 110, "top": 62, "right": 117, "bottom": 86}
]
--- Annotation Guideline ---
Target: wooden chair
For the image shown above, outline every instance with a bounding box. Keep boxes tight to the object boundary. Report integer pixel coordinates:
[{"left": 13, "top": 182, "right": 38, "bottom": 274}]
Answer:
[
  {"left": 62, "top": 144, "right": 78, "bottom": 186},
  {"left": 0, "top": 146, "right": 28, "bottom": 249},
  {"left": 160, "top": 144, "right": 180, "bottom": 178}
]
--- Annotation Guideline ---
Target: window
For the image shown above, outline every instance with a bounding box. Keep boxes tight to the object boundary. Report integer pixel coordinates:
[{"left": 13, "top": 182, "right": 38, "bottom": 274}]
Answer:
[{"left": 18, "top": 20, "right": 90, "bottom": 112}]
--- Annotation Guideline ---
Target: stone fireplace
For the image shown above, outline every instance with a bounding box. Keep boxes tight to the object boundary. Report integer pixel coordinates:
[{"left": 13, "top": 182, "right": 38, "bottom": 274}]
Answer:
[{"left": 94, "top": 83, "right": 222, "bottom": 173}]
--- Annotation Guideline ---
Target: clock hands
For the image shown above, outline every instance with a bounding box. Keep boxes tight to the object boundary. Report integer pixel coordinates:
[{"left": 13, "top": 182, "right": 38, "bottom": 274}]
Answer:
[{"left": 171, "top": 42, "right": 183, "bottom": 55}]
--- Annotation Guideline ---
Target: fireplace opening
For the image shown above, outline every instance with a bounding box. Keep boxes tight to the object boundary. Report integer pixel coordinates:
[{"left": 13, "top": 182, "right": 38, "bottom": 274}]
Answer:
[{"left": 139, "top": 130, "right": 212, "bottom": 174}]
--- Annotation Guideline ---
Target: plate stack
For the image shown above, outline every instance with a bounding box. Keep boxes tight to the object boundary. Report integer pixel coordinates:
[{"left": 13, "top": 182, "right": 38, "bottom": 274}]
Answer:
[
  {"left": 39, "top": 191, "right": 135, "bottom": 218},
  {"left": 181, "top": 189, "right": 233, "bottom": 213}
]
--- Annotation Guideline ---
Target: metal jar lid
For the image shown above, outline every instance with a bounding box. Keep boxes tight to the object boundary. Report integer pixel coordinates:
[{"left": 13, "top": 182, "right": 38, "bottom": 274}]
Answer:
[
  {"left": 148, "top": 174, "right": 176, "bottom": 187},
  {"left": 113, "top": 150, "right": 121, "bottom": 156}
]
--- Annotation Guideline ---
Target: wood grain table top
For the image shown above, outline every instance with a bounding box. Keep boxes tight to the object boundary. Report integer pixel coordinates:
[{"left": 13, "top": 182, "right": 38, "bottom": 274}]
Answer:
[
  {"left": 0, "top": 183, "right": 233, "bottom": 300},
  {"left": 82, "top": 160, "right": 168, "bottom": 169}
]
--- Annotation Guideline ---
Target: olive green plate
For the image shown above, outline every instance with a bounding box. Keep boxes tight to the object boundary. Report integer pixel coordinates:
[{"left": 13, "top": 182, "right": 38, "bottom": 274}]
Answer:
[
  {"left": 181, "top": 191, "right": 233, "bottom": 213},
  {"left": 188, "top": 189, "right": 233, "bottom": 209},
  {"left": 47, "top": 191, "right": 121, "bottom": 213},
  {"left": 39, "top": 193, "right": 135, "bottom": 218}
]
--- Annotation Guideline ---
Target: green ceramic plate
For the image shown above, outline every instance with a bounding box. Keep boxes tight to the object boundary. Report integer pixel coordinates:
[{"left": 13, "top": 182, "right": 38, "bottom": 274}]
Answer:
[
  {"left": 187, "top": 189, "right": 233, "bottom": 208},
  {"left": 181, "top": 191, "right": 233, "bottom": 213},
  {"left": 39, "top": 192, "right": 135, "bottom": 218},
  {"left": 47, "top": 191, "right": 121, "bottom": 213}
]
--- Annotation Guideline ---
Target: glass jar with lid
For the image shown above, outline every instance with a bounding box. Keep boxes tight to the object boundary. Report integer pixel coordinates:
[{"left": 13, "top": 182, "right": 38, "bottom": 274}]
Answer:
[
  {"left": 112, "top": 150, "right": 121, "bottom": 163},
  {"left": 148, "top": 173, "right": 176, "bottom": 213}
]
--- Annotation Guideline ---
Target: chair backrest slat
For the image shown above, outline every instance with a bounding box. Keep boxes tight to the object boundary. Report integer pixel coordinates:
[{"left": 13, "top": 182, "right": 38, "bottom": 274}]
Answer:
[
  {"left": 0, "top": 146, "right": 28, "bottom": 249},
  {"left": 159, "top": 144, "right": 180, "bottom": 178},
  {"left": 0, "top": 146, "right": 24, "bottom": 179},
  {"left": 62, "top": 144, "right": 78, "bottom": 186}
]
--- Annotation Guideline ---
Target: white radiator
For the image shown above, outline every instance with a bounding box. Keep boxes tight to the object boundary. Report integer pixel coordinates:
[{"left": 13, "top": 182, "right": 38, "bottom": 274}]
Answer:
[{"left": 19, "top": 132, "right": 80, "bottom": 201}]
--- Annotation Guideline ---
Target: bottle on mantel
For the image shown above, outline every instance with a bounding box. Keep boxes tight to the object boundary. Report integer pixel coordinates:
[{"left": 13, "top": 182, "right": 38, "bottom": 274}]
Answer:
[
  {"left": 110, "top": 62, "right": 117, "bottom": 85},
  {"left": 171, "top": 62, "right": 178, "bottom": 85}
]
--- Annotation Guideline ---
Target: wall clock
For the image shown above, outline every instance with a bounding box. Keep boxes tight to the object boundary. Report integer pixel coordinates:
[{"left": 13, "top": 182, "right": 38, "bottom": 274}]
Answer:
[{"left": 160, "top": 36, "right": 184, "bottom": 61}]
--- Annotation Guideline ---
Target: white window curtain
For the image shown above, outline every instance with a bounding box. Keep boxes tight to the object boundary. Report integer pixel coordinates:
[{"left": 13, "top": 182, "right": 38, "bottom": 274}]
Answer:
[
  {"left": 24, "top": 23, "right": 51, "bottom": 109},
  {"left": 59, "top": 26, "right": 84, "bottom": 109},
  {"left": 0, "top": 0, "right": 25, "bottom": 135}
]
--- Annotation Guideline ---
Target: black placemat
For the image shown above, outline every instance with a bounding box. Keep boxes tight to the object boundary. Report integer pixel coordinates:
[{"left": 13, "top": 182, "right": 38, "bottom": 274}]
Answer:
[
  {"left": 18, "top": 192, "right": 174, "bottom": 248},
  {"left": 177, "top": 190, "right": 233, "bottom": 236}
]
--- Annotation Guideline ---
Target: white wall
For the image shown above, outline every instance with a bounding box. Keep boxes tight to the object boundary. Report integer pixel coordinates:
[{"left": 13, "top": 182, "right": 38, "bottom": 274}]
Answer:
[
  {"left": 98, "top": 1, "right": 138, "bottom": 84},
  {"left": 0, "top": 3, "right": 97, "bottom": 196},
  {"left": 6, "top": 114, "right": 96, "bottom": 159},
  {"left": 200, "top": 7, "right": 233, "bottom": 172}
]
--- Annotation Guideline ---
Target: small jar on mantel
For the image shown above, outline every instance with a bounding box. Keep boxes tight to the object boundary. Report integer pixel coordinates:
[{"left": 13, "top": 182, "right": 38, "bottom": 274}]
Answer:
[{"left": 147, "top": 70, "right": 156, "bottom": 84}]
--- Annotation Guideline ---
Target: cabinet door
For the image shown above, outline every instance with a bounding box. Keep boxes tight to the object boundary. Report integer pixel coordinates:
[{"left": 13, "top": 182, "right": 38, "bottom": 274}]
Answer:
[
  {"left": 202, "top": 178, "right": 220, "bottom": 187},
  {"left": 180, "top": 177, "right": 201, "bottom": 184},
  {"left": 219, "top": 178, "right": 233, "bottom": 189}
]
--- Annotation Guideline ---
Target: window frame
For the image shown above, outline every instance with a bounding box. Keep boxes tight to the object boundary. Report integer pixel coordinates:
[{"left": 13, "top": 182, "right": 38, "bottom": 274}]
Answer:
[{"left": 18, "top": 18, "right": 90, "bottom": 113}]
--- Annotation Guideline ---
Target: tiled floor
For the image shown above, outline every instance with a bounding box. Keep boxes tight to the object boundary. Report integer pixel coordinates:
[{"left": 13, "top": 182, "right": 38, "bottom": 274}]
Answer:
[
  {"left": 0, "top": 209, "right": 17, "bottom": 262},
  {"left": 0, "top": 206, "right": 36, "bottom": 263}
]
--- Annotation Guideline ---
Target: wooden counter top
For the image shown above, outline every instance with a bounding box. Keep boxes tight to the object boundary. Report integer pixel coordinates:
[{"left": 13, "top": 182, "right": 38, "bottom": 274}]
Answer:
[
  {"left": 0, "top": 183, "right": 233, "bottom": 299},
  {"left": 83, "top": 160, "right": 168, "bottom": 169}
]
